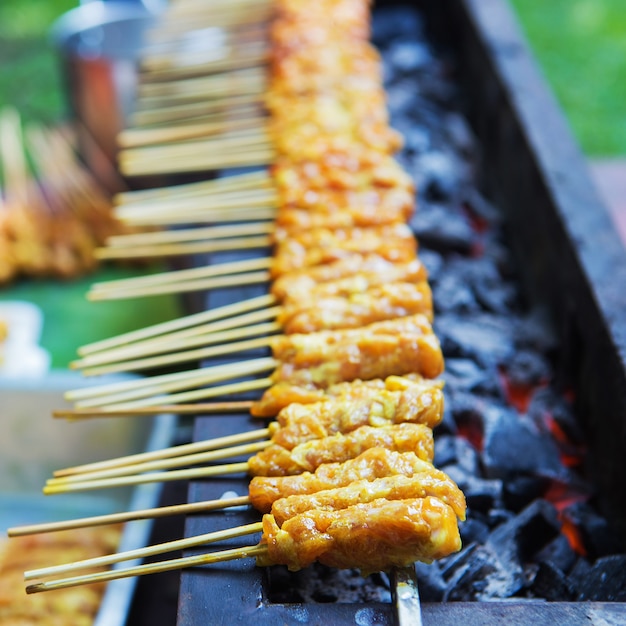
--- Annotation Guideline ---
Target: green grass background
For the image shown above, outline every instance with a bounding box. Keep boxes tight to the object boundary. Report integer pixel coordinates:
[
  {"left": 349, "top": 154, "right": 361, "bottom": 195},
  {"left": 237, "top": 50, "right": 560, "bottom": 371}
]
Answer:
[{"left": 0, "top": 0, "right": 624, "bottom": 367}]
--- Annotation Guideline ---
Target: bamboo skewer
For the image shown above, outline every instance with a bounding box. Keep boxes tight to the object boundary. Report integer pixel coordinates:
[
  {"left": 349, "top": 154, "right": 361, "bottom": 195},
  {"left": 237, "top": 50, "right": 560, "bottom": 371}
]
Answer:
[
  {"left": 65, "top": 355, "right": 276, "bottom": 402},
  {"left": 120, "top": 148, "right": 274, "bottom": 176},
  {"left": 43, "top": 461, "right": 251, "bottom": 494},
  {"left": 79, "top": 292, "right": 275, "bottom": 355},
  {"left": 85, "top": 376, "right": 273, "bottom": 412},
  {"left": 24, "top": 522, "right": 264, "bottom": 581},
  {"left": 120, "top": 207, "right": 276, "bottom": 228},
  {"left": 53, "top": 401, "right": 254, "bottom": 420},
  {"left": 72, "top": 312, "right": 281, "bottom": 371},
  {"left": 78, "top": 334, "right": 276, "bottom": 377},
  {"left": 26, "top": 545, "right": 268, "bottom": 595},
  {"left": 118, "top": 114, "right": 267, "bottom": 148},
  {"left": 55, "top": 429, "right": 270, "bottom": 478},
  {"left": 9, "top": 495, "right": 251, "bottom": 536},
  {"left": 47, "top": 440, "right": 270, "bottom": 485},
  {"left": 87, "top": 269, "right": 270, "bottom": 300},
  {"left": 87, "top": 258, "right": 272, "bottom": 299},
  {"left": 114, "top": 169, "right": 270, "bottom": 205},
  {"left": 105, "top": 222, "right": 274, "bottom": 248}
]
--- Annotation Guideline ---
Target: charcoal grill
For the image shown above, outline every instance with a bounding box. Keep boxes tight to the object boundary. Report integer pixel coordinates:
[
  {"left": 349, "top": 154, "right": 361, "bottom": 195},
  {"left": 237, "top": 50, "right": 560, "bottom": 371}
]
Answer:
[{"left": 160, "top": 0, "right": 626, "bottom": 623}]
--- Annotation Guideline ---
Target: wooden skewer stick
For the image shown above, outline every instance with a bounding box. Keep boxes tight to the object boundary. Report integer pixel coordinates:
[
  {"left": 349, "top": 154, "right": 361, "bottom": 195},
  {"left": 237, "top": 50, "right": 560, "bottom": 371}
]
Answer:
[
  {"left": 9, "top": 494, "right": 251, "bottom": 536},
  {"left": 115, "top": 191, "right": 277, "bottom": 220},
  {"left": 73, "top": 313, "right": 281, "bottom": 370},
  {"left": 113, "top": 169, "right": 270, "bottom": 204},
  {"left": 84, "top": 376, "right": 272, "bottom": 412},
  {"left": 26, "top": 544, "right": 268, "bottom": 594},
  {"left": 53, "top": 401, "right": 254, "bottom": 420},
  {"left": 66, "top": 355, "right": 276, "bottom": 401},
  {"left": 105, "top": 222, "right": 274, "bottom": 248},
  {"left": 77, "top": 334, "right": 276, "bottom": 377},
  {"left": 120, "top": 207, "right": 276, "bottom": 228},
  {"left": 88, "top": 258, "right": 272, "bottom": 297},
  {"left": 118, "top": 115, "right": 267, "bottom": 149},
  {"left": 120, "top": 147, "right": 273, "bottom": 176},
  {"left": 47, "top": 440, "right": 270, "bottom": 484},
  {"left": 79, "top": 291, "right": 275, "bottom": 354},
  {"left": 43, "top": 461, "right": 251, "bottom": 494},
  {"left": 55, "top": 429, "right": 269, "bottom": 477},
  {"left": 130, "top": 94, "right": 264, "bottom": 126},
  {"left": 87, "top": 270, "right": 270, "bottom": 301},
  {"left": 24, "top": 522, "right": 263, "bottom": 581}
]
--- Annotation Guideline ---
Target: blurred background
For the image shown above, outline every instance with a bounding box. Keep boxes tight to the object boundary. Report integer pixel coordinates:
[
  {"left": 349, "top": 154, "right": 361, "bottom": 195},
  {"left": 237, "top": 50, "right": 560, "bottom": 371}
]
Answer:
[{"left": 0, "top": 0, "right": 624, "bottom": 371}]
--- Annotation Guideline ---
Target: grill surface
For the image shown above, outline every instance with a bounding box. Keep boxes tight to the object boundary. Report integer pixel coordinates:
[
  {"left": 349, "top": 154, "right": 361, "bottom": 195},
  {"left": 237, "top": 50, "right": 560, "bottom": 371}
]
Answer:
[{"left": 175, "top": 0, "right": 626, "bottom": 623}]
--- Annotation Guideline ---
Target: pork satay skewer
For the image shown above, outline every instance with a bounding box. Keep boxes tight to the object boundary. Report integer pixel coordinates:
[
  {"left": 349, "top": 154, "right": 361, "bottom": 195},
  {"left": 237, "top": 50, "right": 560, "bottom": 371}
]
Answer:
[
  {"left": 51, "top": 380, "right": 444, "bottom": 482},
  {"left": 71, "top": 311, "right": 442, "bottom": 380},
  {"left": 26, "top": 496, "right": 461, "bottom": 594},
  {"left": 27, "top": 470, "right": 466, "bottom": 580},
  {"left": 12, "top": 449, "right": 463, "bottom": 536},
  {"left": 43, "top": 423, "right": 435, "bottom": 493},
  {"left": 73, "top": 282, "right": 432, "bottom": 372}
]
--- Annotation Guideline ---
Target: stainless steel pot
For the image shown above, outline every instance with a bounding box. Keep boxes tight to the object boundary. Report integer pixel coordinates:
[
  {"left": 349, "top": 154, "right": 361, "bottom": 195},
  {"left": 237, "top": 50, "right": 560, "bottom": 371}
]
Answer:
[{"left": 50, "top": 1, "right": 162, "bottom": 190}]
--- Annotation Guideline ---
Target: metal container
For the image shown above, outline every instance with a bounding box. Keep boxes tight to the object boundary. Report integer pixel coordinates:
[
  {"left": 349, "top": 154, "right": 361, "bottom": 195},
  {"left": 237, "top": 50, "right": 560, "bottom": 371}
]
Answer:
[{"left": 50, "top": 1, "right": 161, "bottom": 190}]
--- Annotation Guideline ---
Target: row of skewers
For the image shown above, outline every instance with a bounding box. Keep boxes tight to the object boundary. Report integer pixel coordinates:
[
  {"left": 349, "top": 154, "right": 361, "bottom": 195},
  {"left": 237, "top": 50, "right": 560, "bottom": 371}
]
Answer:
[
  {"left": 0, "top": 108, "right": 133, "bottom": 283},
  {"left": 14, "top": 0, "right": 468, "bottom": 600}
]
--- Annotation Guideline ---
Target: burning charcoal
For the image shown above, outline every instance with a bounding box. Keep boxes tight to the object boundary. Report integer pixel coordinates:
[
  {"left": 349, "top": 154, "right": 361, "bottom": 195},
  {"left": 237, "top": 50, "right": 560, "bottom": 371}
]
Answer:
[
  {"left": 462, "top": 188, "right": 502, "bottom": 225},
  {"left": 446, "top": 390, "right": 486, "bottom": 448},
  {"left": 414, "top": 151, "right": 467, "bottom": 203},
  {"left": 488, "top": 499, "right": 561, "bottom": 564},
  {"left": 432, "top": 274, "right": 480, "bottom": 314},
  {"left": 388, "top": 40, "right": 432, "bottom": 73},
  {"left": 473, "top": 280, "right": 518, "bottom": 316},
  {"left": 441, "top": 542, "right": 523, "bottom": 601},
  {"left": 444, "top": 465, "right": 503, "bottom": 513},
  {"left": 413, "top": 561, "right": 447, "bottom": 602},
  {"left": 527, "top": 387, "right": 585, "bottom": 445},
  {"left": 434, "top": 434, "right": 481, "bottom": 475},
  {"left": 503, "top": 349, "right": 552, "bottom": 389},
  {"left": 443, "top": 112, "right": 475, "bottom": 157},
  {"left": 417, "top": 248, "right": 444, "bottom": 283},
  {"left": 371, "top": 7, "right": 424, "bottom": 45},
  {"left": 562, "top": 502, "right": 625, "bottom": 559},
  {"left": 411, "top": 204, "right": 475, "bottom": 254},
  {"left": 530, "top": 561, "right": 576, "bottom": 601},
  {"left": 576, "top": 555, "right": 626, "bottom": 601},
  {"left": 503, "top": 475, "right": 552, "bottom": 513},
  {"left": 459, "top": 517, "right": 490, "bottom": 546},
  {"left": 534, "top": 534, "right": 578, "bottom": 574},
  {"left": 435, "top": 314, "right": 516, "bottom": 366},
  {"left": 482, "top": 406, "right": 573, "bottom": 482},
  {"left": 442, "top": 358, "right": 502, "bottom": 397}
]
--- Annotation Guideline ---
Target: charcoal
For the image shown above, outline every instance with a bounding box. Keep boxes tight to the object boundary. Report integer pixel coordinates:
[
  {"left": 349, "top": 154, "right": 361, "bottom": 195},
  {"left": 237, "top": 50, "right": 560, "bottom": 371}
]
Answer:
[
  {"left": 487, "top": 508, "right": 516, "bottom": 529},
  {"left": 434, "top": 434, "right": 481, "bottom": 475},
  {"left": 442, "top": 357, "right": 502, "bottom": 398},
  {"left": 432, "top": 274, "right": 480, "bottom": 314},
  {"left": 435, "top": 314, "right": 516, "bottom": 366},
  {"left": 482, "top": 406, "right": 573, "bottom": 482},
  {"left": 503, "top": 349, "right": 552, "bottom": 388},
  {"left": 530, "top": 561, "right": 576, "bottom": 600},
  {"left": 444, "top": 465, "right": 502, "bottom": 513},
  {"left": 413, "top": 561, "right": 447, "bottom": 602},
  {"left": 388, "top": 40, "right": 432, "bottom": 73},
  {"left": 473, "top": 279, "right": 518, "bottom": 315},
  {"left": 527, "top": 387, "right": 585, "bottom": 445},
  {"left": 576, "top": 555, "right": 626, "bottom": 601},
  {"left": 442, "top": 542, "right": 524, "bottom": 600},
  {"left": 567, "top": 556, "right": 592, "bottom": 595},
  {"left": 563, "top": 502, "right": 625, "bottom": 559},
  {"left": 503, "top": 475, "right": 552, "bottom": 513},
  {"left": 371, "top": 7, "right": 424, "bottom": 44},
  {"left": 459, "top": 517, "right": 490, "bottom": 546},
  {"left": 534, "top": 534, "right": 578, "bottom": 574},
  {"left": 462, "top": 188, "right": 502, "bottom": 224},
  {"left": 414, "top": 151, "right": 467, "bottom": 203},
  {"left": 443, "top": 112, "right": 476, "bottom": 157},
  {"left": 416, "top": 250, "right": 443, "bottom": 289},
  {"left": 411, "top": 204, "right": 475, "bottom": 253},
  {"left": 512, "top": 308, "right": 559, "bottom": 354},
  {"left": 488, "top": 499, "right": 561, "bottom": 563}
]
